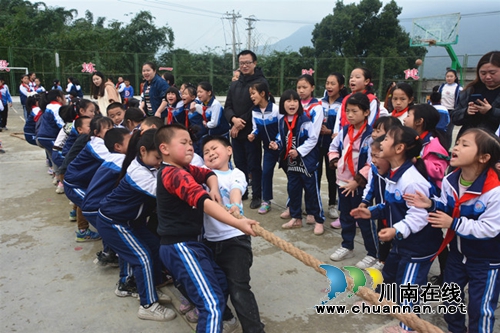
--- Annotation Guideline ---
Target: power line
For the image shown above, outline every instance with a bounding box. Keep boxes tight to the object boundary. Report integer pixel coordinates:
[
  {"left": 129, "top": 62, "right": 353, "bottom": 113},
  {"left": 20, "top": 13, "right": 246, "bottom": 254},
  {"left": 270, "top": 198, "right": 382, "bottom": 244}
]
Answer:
[
  {"left": 147, "top": 0, "right": 225, "bottom": 16},
  {"left": 118, "top": 0, "right": 221, "bottom": 19}
]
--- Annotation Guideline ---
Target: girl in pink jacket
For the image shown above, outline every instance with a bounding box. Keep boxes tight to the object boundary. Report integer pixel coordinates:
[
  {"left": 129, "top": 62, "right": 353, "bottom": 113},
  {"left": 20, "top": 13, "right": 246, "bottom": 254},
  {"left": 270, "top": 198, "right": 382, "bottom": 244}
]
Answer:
[{"left": 403, "top": 104, "right": 449, "bottom": 191}]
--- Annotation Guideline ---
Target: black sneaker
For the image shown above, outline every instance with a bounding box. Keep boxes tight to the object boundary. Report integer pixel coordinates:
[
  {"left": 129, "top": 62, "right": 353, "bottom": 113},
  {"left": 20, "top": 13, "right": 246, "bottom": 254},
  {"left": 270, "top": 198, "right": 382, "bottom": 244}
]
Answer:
[
  {"left": 242, "top": 190, "right": 249, "bottom": 201},
  {"left": 115, "top": 279, "right": 139, "bottom": 298},
  {"left": 250, "top": 197, "right": 261, "bottom": 209},
  {"left": 94, "top": 250, "right": 119, "bottom": 267}
]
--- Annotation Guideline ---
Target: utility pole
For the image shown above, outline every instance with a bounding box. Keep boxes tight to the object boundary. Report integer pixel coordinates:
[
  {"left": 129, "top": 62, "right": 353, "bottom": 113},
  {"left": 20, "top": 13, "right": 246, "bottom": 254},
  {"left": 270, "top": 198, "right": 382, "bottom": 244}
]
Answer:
[
  {"left": 245, "top": 16, "right": 258, "bottom": 50},
  {"left": 224, "top": 10, "right": 241, "bottom": 70}
]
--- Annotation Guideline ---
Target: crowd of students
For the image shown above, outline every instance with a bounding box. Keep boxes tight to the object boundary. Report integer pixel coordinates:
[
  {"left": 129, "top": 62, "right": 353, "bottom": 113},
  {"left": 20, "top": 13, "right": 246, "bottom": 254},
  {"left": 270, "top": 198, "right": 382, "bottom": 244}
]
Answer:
[{"left": 13, "top": 49, "right": 500, "bottom": 333}]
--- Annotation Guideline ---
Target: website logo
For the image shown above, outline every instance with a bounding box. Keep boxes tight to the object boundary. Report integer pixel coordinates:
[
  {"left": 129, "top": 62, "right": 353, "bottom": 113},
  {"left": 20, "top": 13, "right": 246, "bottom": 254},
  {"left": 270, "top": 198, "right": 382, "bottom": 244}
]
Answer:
[{"left": 319, "top": 264, "right": 383, "bottom": 304}]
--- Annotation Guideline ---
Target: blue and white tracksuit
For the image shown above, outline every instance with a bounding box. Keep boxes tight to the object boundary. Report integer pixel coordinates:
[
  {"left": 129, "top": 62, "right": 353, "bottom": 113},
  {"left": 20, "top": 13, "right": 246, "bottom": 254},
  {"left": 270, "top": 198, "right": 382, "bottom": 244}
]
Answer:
[
  {"left": 277, "top": 114, "right": 324, "bottom": 223},
  {"left": 319, "top": 96, "right": 342, "bottom": 205},
  {"left": 195, "top": 97, "right": 230, "bottom": 137},
  {"left": 369, "top": 160, "right": 442, "bottom": 331},
  {"left": 97, "top": 158, "right": 162, "bottom": 306},
  {"left": 429, "top": 168, "right": 500, "bottom": 333},
  {"left": 362, "top": 163, "right": 390, "bottom": 261},
  {"left": 330, "top": 124, "right": 376, "bottom": 257},
  {"left": 36, "top": 102, "right": 65, "bottom": 171},
  {"left": 250, "top": 101, "right": 280, "bottom": 202},
  {"left": 63, "top": 136, "right": 110, "bottom": 207}
]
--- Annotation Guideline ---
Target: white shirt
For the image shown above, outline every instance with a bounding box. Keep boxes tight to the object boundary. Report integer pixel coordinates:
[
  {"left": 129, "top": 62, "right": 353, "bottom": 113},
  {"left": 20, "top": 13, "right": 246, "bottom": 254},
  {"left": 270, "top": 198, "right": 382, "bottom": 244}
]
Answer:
[{"left": 203, "top": 168, "right": 247, "bottom": 242}]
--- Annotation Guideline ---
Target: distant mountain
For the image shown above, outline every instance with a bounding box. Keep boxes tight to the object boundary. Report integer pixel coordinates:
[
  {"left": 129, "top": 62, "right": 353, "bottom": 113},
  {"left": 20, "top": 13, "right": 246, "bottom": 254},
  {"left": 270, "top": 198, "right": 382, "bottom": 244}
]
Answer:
[
  {"left": 258, "top": 15, "right": 500, "bottom": 79},
  {"left": 256, "top": 25, "right": 314, "bottom": 53}
]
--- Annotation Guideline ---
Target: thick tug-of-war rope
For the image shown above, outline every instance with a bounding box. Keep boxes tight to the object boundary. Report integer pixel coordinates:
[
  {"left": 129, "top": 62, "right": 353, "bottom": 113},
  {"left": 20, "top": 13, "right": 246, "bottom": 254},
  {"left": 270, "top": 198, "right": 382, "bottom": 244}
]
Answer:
[{"left": 230, "top": 209, "right": 444, "bottom": 333}]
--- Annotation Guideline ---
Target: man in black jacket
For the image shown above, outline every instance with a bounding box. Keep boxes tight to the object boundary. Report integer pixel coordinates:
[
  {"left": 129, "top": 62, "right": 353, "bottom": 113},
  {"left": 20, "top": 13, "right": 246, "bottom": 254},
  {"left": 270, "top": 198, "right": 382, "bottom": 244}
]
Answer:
[{"left": 224, "top": 50, "right": 268, "bottom": 209}]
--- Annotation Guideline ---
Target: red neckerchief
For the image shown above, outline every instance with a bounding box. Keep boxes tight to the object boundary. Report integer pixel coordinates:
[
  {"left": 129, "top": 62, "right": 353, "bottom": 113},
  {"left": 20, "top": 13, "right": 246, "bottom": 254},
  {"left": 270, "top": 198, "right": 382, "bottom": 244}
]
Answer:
[
  {"left": 391, "top": 106, "right": 409, "bottom": 119},
  {"left": 166, "top": 107, "right": 173, "bottom": 125},
  {"left": 389, "top": 167, "right": 399, "bottom": 179},
  {"left": 340, "top": 91, "right": 377, "bottom": 127},
  {"left": 302, "top": 100, "right": 320, "bottom": 119},
  {"left": 49, "top": 101, "right": 62, "bottom": 106},
  {"left": 419, "top": 131, "right": 429, "bottom": 141},
  {"left": 284, "top": 114, "right": 298, "bottom": 159},
  {"left": 343, "top": 120, "right": 368, "bottom": 176},
  {"left": 34, "top": 108, "right": 42, "bottom": 122},
  {"left": 0, "top": 84, "right": 4, "bottom": 89},
  {"left": 202, "top": 105, "right": 208, "bottom": 122},
  {"left": 22, "top": 83, "right": 32, "bottom": 92},
  {"left": 183, "top": 104, "right": 190, "bottom": 128},
  {"left": 431, "top": 168, "right": 500, "bottom": 261}
]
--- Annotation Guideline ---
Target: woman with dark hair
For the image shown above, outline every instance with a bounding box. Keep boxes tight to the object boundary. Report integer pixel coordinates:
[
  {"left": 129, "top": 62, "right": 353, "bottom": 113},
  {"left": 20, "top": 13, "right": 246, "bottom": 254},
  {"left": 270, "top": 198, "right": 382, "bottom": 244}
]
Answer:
[
  {"left": 452, "top": 51, "right": 500, "bottom": 138},
  {"left": 140, "top": 62, "right": 169, "bottom": 117},
  {"left": 91, "top": 71, "right": 121, "bottom": 115}
]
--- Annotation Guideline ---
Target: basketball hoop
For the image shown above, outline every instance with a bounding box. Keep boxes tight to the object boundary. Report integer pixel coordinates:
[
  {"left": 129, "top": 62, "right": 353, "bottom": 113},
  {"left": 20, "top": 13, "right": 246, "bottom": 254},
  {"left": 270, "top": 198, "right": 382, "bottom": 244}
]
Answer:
[{"left": 422, "top": 39, "right": 437, "bottom": 46}]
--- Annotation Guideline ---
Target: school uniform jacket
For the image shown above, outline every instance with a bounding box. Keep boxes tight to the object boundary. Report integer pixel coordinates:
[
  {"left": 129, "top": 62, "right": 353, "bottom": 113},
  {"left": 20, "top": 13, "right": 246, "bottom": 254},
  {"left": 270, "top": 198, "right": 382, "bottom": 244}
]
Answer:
[
  {"left": 319, "top": 96, "right": 342, "bottom": 148},
  {"left": 36, "top": 102, "right": 65, "bottom": 140},
  {"left": 64, "top": 136, "right": 110, "bottom": 189},
  {"left": 276, "top": 113, "right": 319, "bottom": 174},
  {"left": 362, "top": 163, "right": 387, "bottom": 206},
  {"left": 81, "top": 153, "right": 125, "bottom": 215},
  {"left": 99, "top": 158, "right": 157, "bottom": 224},
  {"left": 250, "top": 101, "right": 280, "bottom": 147},
  {"left": 328, "top": 124, "right": 373, "bottom": 183},
  {"left": 302, "top": 98, "right": 324, "bottom": 139},
  {"left": 195, "top": 97, "right": 230, "bottom": 136},
  {"left": 62, "top": 126, "right": 79, "bottom": 156},
  {"left": 369, "top": 160, "right": 442, "bottom": 257},
  {"left": 429, "top": 168, "right": 500, "bottom": 262}
]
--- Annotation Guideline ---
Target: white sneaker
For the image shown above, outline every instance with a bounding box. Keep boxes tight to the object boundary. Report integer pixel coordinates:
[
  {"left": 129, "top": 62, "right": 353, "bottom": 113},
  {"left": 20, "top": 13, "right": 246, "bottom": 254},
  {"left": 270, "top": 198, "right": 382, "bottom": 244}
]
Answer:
[
  {"left": 137, "top": 302, "right": 176, "bottom": 321},
  {"left": 156, "top": 288, "right": 172, "bottom": 304},
  {"left": 371, "top": 261, "right": 385, "bottom": 270},
  {"left": 222, "top": 317, "right": 240, "bottom": 333},
  {"left": 280, "top": 207, "right": 290, "bottom": 219},
  {"left": 330, "top": 247, "right": 354, "bottom": 261},
  {"left": 139, "top": 288, "right": 172, "bottom": 304},
  {"left": 328, "top": 205, "right": 339, "bottom": 219},
  {"left": 55, "top": 182, "right": 64, "bottom": 194},
  {"left": 356, "top": 255, "right": 378, "bottom": 269},
  {"left": 52, "top": 176, "right": 59, "bottom": 185}
]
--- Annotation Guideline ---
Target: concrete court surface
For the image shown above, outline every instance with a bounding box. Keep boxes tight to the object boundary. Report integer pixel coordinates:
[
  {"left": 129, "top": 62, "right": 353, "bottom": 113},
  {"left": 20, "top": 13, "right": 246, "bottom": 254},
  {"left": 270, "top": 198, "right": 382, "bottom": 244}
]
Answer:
[{"left": 0, "top": 101, "right": 497, "bottom": 333}]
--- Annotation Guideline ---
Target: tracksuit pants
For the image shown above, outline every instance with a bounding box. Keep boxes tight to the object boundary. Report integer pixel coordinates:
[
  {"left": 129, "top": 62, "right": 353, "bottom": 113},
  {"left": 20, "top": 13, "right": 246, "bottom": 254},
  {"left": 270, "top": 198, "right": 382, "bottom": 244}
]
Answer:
[
  {"left": 382, "top": 247, "right": 434, "bottom": 331},
  {"left": 160, "top": 241, "right": 227, "bottom": 333},
  {"left": 444, "top": 250, "right": 500, "bottom": 333},
  {"left": 287, "top": 170, "right": 324, "bottom": 223},
  {"left": 97, "top": 213, "right": 161, "bottom": 306},
  {"left": 338, "top": 189, "right": 377, "bottom": 257}
]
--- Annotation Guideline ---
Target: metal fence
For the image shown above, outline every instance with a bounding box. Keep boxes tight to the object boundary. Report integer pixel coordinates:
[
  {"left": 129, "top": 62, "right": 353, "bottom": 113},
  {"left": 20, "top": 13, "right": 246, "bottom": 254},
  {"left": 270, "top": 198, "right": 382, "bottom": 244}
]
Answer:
[{"left": 0, "top": 47, "right": 482, "bottom": 103}]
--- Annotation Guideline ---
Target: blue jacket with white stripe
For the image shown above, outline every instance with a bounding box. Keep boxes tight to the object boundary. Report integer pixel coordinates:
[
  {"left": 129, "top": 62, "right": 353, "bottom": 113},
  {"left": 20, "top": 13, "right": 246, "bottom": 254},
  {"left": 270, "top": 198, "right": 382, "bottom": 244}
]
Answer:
[
  {"left": 81, "top": 153, "right": 125, "bottom": 214},
  {"left": 250, "top": 101, "right": 279, "bottom": 147},
  {"left": 369, "top": 160, "right": 442, "bottom": 257},
  {"left": 429, "top": 168, "right": 500, "bottom": 262},
  {"left": 99, "top": 158, "right": 157, "bottom": 224},
  {"left": 64, "top": 137, "right": 110, "bottom": 189}
]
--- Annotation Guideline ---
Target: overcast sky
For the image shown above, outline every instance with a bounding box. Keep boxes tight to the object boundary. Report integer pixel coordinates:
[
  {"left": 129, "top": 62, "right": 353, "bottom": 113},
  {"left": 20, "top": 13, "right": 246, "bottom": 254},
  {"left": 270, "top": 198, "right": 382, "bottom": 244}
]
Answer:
[{"left": 32, "top": 0, "right": 500, "bottom": 52}]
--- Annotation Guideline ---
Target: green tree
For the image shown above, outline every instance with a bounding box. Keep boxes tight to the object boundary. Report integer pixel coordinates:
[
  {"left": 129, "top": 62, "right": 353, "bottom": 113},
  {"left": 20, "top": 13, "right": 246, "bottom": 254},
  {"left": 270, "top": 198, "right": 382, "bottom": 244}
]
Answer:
[{"left": 311, "top": 0, "right": 426, "bottom": 93}]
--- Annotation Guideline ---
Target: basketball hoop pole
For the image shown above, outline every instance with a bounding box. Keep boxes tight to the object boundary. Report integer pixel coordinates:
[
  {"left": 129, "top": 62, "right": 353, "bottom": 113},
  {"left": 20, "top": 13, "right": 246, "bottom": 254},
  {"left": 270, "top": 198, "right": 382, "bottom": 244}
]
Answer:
[{"left": 444, "top": 45, "right": 463, "bottom": 85}]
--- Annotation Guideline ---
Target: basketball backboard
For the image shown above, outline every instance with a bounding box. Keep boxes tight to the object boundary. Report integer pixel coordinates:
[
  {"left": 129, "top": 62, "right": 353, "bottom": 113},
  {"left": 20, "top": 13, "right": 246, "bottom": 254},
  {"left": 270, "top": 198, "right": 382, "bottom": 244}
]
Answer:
[{"left": 410, "top": 13, "right": 460, "bottom": 47}]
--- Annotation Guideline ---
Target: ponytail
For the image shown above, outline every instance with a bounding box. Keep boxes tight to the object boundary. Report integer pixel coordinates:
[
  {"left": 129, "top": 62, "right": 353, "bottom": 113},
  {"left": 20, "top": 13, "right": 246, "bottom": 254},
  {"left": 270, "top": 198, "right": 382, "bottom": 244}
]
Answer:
[{"left": 387, "top": 125, "right": 428, "bottom": 179}]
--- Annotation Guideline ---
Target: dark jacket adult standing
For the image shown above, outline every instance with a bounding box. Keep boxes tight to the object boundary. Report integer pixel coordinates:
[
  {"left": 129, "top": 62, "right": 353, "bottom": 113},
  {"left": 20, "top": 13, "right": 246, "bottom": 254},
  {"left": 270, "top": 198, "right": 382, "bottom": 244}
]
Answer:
[
  {"left": 140, "top": 62, "right": 169, "bottom": 117},
  {"left": 452, "top": 51, "right": 500, "bottom": 138},
  {"left": 224, "top": 67, "right": 267, "bottom": 139},
  {"left": 224, "top": 50, "right": 268, "bottom": 208}
]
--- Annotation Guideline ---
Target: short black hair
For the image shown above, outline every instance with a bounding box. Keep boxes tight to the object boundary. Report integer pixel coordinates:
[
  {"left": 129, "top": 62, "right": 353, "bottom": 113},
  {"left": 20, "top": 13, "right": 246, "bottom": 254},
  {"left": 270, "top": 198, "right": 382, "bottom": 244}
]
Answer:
[
  {"left": 104, "top": 128, "right": 130, "bottom": 152},
  {"left": 142, "top": 116, "right": 164, "bottom": 129},
  {"left": 202, "top": 135, "right": 232, "bottom": 150},
  {"left": 107, "top": 102, "right": 124, "bottom": 113},
  {"left": 154, "top": 124, "right": 188, "bottom": 149},
  {"left": 74, "top": 116, "right": 91, "bottom": 130},
  {"left": 237, "top": 50, "right": 257, "bottom": 62}
]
